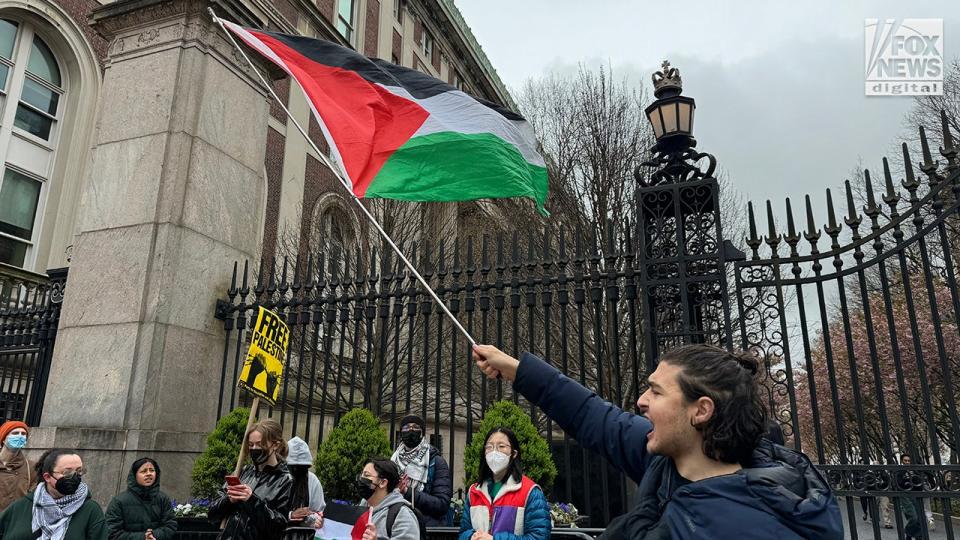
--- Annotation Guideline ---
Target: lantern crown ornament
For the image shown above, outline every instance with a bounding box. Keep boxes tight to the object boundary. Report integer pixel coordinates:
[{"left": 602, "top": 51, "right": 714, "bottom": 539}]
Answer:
[
  {"left": 652, "top": 60, "right": 683, "bottom": 98},
  {"left": 637, "top": 60, "right": 716, "bottom": 186}
]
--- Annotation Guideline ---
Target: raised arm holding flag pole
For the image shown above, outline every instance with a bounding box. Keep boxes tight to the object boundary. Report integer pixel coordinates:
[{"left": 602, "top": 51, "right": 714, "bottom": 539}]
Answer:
[{"left": 207, "top": 8, "right": 549, "bottom": 350}]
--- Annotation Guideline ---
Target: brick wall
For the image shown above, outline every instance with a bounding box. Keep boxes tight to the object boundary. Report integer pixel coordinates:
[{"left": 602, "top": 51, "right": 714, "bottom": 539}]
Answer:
[
  {"left": 270, "top": 78, "right": 290, "bottom": 121},
  {"left": 392, "top": 29, "right": 402, "bottom": 63},
  {"left": 40, "top": 0, "right": 108, "bottom": 67},
  {"left": 364, "top": 0, "right": 379, "bottom": 56},
  {"left": 261, "top": 128, "right": 286, "bottom": 260}
]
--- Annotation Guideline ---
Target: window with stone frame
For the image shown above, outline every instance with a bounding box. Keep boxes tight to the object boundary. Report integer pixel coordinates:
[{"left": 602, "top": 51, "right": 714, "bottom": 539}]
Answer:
[
  {"left": 393, "top": 0, "right": 403, "bottom": 23},
  {"left": 422, "top": 29, "right": 433, "bottom": 59},
  {"left": 0, "top": 18, "right": 64, "bottom": 269},
  {"left": 313, "top": 202, "right": 358, "bottom": 278},
  {"left": 335, "top": 0, "right": 356, "bottom": 44}
]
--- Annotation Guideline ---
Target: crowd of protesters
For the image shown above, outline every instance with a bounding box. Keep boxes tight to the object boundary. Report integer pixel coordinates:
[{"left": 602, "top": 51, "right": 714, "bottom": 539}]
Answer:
[{"left": 3, "top": 342, "right": 948, "bottom": 539}]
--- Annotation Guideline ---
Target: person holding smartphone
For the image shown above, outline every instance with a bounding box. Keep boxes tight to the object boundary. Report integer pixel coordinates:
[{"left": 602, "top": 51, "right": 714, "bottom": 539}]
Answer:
[{"left": 208, "top": 419, "right": 292, "bottom": 540}]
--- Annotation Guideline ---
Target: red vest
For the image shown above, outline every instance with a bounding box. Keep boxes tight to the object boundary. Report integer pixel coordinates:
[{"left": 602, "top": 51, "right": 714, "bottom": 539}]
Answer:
[{"left": 467, "top": 475, "right": 538, "bottom": 535}]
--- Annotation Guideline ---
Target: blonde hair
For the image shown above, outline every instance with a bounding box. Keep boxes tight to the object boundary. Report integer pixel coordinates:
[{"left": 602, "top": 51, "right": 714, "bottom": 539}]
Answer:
[{"left": 249, "top": 419, "right": 289, "bottom": 460}]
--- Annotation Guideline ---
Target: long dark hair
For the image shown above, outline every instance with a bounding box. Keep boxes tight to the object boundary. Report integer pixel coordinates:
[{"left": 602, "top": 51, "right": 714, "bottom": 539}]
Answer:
[
  {"left": 477, "top": 427, "right": 523, "bottom": 485},
  {"left": 289, "top": 465, "right": 310, "bottom": 508},
  {"left": 659, "top": 344, "right": 767, "bottom": 464}
]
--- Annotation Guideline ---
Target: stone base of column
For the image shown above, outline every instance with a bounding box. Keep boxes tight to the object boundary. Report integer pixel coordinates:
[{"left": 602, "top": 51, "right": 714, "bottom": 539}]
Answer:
[{"left": 27, "top": 426, "right": 207, "bottom": 507}]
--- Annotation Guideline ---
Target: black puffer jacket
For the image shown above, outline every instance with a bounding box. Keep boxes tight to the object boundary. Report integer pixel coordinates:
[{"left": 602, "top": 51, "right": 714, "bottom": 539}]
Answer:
[
  {"left": 105, "top": 458, "right": 177, "bottom": 540},
  {"left": 402, "top": 446, "right": 452, "bottom": 526},
  {"left": 208, "top": 463, "right": 292, "bottom": 540}
]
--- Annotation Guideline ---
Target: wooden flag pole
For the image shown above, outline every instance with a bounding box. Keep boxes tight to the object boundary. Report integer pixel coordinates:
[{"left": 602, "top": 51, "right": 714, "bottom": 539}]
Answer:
[
  {"left": 209, "top": 10, "right": 477, "bottom": 347},
  {"left": 232, "top": 396, "right": 260, "bottom": 476}
]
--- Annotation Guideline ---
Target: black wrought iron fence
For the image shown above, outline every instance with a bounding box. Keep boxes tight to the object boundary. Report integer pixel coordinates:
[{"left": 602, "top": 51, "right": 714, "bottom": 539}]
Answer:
[
  {"left": 736, "top": 114, "right": 960, "bottom": 539},
  {"left": 214, "top": 113, "right": 960, "bottom": 538},
  {"left": 0, "top": 266, "right": 66, "bottom": 425}
]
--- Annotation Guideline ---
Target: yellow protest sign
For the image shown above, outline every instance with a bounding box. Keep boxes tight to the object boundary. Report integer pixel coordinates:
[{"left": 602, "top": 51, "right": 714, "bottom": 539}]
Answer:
[{"left": 237, "top": 307, "right": 289, "bottom": 405}]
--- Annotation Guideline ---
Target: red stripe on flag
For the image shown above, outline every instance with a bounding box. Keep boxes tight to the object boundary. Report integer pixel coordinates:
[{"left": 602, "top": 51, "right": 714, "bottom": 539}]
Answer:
[
  {"left": 247, "top": 30, "right": 429, "bottom": 197},
  {"left": 350, "top": 508, "right": 370, "bottom": 540}
]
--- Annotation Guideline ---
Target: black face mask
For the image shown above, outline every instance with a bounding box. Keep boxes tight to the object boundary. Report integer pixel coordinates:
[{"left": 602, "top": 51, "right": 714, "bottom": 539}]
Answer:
[
  {"left": 250, "top": 449, "right": 269, "bottom": 466},
  {"left": 356, "top": 476, "right": 377, "bottom": 499},
  {"left": 401, "top": 430, "right": 423, "bottom": 448},
  {"left": 55, "top": 475, "right": 82, "bottom": 496}
]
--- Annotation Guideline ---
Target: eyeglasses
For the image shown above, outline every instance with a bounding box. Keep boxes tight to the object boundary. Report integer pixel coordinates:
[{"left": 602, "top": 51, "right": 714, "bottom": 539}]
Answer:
[
  {"left": 400, "top": 424, "right": 422, "bottom": 433},
  {"left": 53, "top": 468, "right": 85, "bottom": 479},
  {"left": 359, "top": 473, "right": 380, "bottom": 482},
  {"left": 484, "top": 443, "right": 512, "bottom": 452}
]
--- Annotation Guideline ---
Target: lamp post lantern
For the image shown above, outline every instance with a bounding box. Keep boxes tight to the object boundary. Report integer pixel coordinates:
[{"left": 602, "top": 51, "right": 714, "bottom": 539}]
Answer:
[{"left": 635, "top": 61, "right": 744, "bottom": 369}]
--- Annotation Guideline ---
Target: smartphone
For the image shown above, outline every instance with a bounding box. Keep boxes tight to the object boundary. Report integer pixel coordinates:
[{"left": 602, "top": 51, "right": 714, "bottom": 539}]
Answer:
[{"left": 225, "top": 475, "right": 241, "bottom": 487}]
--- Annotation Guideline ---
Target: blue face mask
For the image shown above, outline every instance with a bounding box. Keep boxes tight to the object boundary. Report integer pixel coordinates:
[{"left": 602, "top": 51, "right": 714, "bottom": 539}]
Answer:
[{"left": 5, "top": 434, "right": 26, "bottom": 450}]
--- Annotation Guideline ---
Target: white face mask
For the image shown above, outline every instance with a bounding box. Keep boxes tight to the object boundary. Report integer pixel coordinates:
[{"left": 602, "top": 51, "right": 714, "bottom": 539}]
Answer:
[{"left": 485, "top": 451, "right": 511, "bottom": 475}]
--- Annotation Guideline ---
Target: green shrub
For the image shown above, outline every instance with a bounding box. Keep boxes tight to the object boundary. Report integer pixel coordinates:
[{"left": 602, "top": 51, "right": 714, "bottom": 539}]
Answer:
[
  {"left": 191, "top": 407, "right": 251, "bottom": 499},
  {"left": 463, "top": 401, "right": 557, "bottom": 489},
  {"left": 315, "top": 408, "right": 391, "bottom": 501}
]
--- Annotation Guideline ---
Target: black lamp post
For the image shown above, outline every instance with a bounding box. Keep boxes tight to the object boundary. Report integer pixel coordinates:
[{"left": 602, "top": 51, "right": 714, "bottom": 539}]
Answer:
[
  {"left": 635, "top": 60, "right": 743, "bottom": 369},
  {"left": 645, "top": 61, "right": 696, "bottom": 153}
]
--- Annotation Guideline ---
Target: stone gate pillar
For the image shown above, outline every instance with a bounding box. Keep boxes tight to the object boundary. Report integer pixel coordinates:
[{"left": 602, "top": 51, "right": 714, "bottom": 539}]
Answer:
[{"left": 29, "top": 0, "right": 278, "bottom": 503}]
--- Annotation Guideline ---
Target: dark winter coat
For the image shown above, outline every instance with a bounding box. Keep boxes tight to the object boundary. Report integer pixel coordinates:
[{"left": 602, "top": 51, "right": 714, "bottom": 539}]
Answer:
[
  {"left": 513, "top": 352, "right": 844, "bottom": 540},
  {"left": 105, "top": 459, "right": 177, "bottom": 540},
  {"left": 402, "top": 447, "right": 453, "bottom": 526},
  {"left": 0, "top": 489, "right": 107, "bottom": 540},
  {"left": 208, "top": 462, "right": 292, "bottom": 540}
]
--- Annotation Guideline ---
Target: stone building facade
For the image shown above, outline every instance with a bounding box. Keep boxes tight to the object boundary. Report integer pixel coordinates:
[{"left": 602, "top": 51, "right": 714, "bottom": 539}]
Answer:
[{"left": 0, "top": 0, "right": 517, "bottom": 503}]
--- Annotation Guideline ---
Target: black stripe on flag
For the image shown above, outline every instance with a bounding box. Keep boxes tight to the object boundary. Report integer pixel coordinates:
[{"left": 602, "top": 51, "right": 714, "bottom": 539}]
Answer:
[{"left": 258, "top": 30, "right": 524, "bottom": 121}]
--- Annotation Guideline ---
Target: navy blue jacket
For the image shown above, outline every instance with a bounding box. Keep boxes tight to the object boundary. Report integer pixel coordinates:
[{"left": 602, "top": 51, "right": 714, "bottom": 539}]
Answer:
[{"left": 514, "top": 353, "right": 843, "bottom": 540}]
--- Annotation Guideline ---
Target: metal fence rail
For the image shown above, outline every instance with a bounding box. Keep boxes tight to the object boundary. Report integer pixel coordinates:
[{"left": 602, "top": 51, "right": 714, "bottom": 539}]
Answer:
[
  {"left": 0, "top": 267, "right": 65, "bottom": 425},
  {"left": 214, "top": 114, "right": 960, "bottom": 538}
]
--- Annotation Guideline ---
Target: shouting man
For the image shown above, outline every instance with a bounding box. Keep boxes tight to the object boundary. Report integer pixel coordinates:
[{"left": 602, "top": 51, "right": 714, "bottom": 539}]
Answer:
[{"left": 472, "top": 343, "right": 842, "bottom": 540}]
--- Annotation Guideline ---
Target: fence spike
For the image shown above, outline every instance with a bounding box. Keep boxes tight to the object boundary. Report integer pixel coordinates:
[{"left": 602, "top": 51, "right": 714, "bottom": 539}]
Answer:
[
  {"left": 466, "top": 236, "right": 475, "bottom": 272},
  {"left": 765, "top": 200, "right": 778, "bottom": 241},
  {"left": 305, "top": 253, "right": 314, "bottom": 288},
  {"left": 291, "top": 254, "right": 302, "bottom": 288},
  {"left": 255, "top": 257, "right": 265, "bottom": 291},
  {"left": 624, "top": 219, "right": 633, "bottom": 254},
  {"left": 940, "top": 110, "right": 958, "bottom": 169},
  {"left": 229, "top": 261, "right": 238, "bottom": 293},
  {"left": 746, "top": 202, "right": 761, "bottom": 258},
  {"left": 918, "top": 125, "right": 939, "bottom": 183},
  {"left": 528, "top": 230, "right": 536, "bottom": 262},
  {"left": 784, "top": 198, "right": 797, "bottom": 238},
  {"left": 803, "top": 195, "right": 821, "bottom": 248},
  {"left": 882, "top": 156, "right": 900, "bottom": 207},
  {"left": 574, "top": 225, "right": 584, "bottom": 258},
  {"left": 241, "top": 260, "right": 249, "bottom": 292},
  {"left": 559, "top": 227, "right": 567, "bottom": 259},
  {"left": 496, "top": 233, "right": 504, "bottom": 268},
  {"left": 453, "top": 237, "right": 462, "bottom": 273},
  {"left": 481, "top": 234, "right": 490, "bottom": 271},
  {"left": 605, "top": 219, "right": 616, "bottom": 255},
  {"left": 844, "top": 180, "right": 862, "bottom": 229},
  {"left": 863, "top": 169, "right": 880, "bottom": 218}
]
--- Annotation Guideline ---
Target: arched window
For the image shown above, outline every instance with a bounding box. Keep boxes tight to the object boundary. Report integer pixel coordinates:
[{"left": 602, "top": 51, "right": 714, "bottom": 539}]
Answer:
[{"left": 0, "top": 18, "right": 65, "bottom": 268}]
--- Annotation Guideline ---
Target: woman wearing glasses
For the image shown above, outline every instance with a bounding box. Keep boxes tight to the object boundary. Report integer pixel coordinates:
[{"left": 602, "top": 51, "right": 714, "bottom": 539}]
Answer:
[
  {"left": 459, "top": 428, "right": 550, "bottom": 540},
  {"left": 0, "top": 448, "right": 108, "bottom": 539}
]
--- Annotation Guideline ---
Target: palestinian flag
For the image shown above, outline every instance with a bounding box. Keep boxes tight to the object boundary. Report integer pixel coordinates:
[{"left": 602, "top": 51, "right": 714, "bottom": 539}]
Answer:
[{"left": 220, "top": 20, "right": 549, "bottom": 215}]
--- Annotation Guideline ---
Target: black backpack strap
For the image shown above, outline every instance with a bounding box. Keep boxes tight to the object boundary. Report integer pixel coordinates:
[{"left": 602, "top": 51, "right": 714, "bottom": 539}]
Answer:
[{"left": 386, "top": 502, "right": 403, "bottom": 537}]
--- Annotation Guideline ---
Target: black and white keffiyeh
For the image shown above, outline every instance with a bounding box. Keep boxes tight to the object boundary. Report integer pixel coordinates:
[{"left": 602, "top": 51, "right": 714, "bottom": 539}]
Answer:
[
  {"left": 31, "top": 482, "right": 88, "bottom": 540},
  {"left": 392, "top": 439, "right": 430, "bottom": 492}
]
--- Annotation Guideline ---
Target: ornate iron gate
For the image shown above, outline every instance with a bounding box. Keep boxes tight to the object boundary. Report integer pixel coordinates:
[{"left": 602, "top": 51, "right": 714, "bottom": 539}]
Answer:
[
  {"left": 0, "top": 267, "right": 66, "bottom": 425},
  {"left": 214, "top": 114, "right": 960, "bottom": 537}
]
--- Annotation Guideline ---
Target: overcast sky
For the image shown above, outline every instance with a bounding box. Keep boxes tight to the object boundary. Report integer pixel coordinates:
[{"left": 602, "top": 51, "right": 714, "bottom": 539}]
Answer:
[{"left": 455, "top": 0, "right": 959, "bottom": 227}]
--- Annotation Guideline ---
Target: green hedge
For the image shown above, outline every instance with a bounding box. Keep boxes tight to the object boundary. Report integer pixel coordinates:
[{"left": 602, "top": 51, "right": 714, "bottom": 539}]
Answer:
[
  {"left": 463, "top": 401, "right": 557, "bottom": 489},
  {"left": 315, "top": 408, "right": 392, "bottom": 501},
  {"left": 191, "top": 407, "right": 251, "bottom": 499}
]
